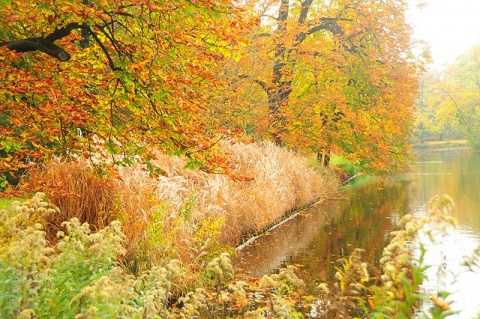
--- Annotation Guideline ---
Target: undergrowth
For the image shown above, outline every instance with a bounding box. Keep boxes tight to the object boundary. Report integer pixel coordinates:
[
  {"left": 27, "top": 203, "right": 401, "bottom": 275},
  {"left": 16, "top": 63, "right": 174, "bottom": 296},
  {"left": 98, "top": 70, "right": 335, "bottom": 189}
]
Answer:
[
  {"left": 19, "top": 141, "right": 338, "bottom": 274},
  {"left": 0, "top": 194, "right": 306, "bottom": 318},
  {"left": 328, "top": 195, "right": 463, "bottom": 319},
  {"left": 1, "top": 193, "right": 478, "bottom": 318}
]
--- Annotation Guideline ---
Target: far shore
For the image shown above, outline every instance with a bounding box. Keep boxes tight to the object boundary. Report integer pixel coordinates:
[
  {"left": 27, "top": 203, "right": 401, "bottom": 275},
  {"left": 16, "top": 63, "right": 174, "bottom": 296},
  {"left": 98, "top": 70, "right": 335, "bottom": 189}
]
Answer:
[{"left": 413, "top": 139, "right": 470, "bottom": 148}]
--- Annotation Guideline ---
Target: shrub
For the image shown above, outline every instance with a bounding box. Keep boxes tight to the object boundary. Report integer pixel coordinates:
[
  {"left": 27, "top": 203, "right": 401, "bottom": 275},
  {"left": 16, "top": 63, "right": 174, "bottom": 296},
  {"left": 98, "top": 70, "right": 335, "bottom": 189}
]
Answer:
[
  {"left": 2, "top": 193, "right": 476, "bottom": 319},
  {"left": 328, "top": 195, "right": 461, "bottom": 318}
]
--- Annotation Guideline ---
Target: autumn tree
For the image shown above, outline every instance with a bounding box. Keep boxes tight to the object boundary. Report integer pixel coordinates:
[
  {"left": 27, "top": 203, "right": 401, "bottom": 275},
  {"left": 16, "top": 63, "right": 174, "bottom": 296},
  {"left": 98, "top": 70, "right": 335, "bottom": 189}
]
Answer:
[
  {"left": 413, "top": 72, "right": 463, "bottom": 142},
  {"left": 417, "top": 46, "right": 480, "bottom": 148},
  {"left": 414, "top": 73, "right": 442, "bottom": 142},
  {"left": 216, "top": 0, "right": 424, "bottom": 174},
  {"left": 0, "top": 0, "right": 245, "bottom": 187}
]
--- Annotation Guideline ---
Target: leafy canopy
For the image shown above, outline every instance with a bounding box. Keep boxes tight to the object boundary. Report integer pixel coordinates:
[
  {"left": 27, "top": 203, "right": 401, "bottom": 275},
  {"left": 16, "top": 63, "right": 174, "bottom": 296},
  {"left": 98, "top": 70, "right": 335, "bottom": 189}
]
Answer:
[
  {"left": 0, "top": 0, "right": 244, "bottom": 177},
  {"left": 217, "top": 0, "right": 424, "bottom": 174},
  {"left": 415, "top": 46, "right": 480, "bottom": 148},
  {"left": 1, "top": 0, "right": 425, "bottom": 184}
]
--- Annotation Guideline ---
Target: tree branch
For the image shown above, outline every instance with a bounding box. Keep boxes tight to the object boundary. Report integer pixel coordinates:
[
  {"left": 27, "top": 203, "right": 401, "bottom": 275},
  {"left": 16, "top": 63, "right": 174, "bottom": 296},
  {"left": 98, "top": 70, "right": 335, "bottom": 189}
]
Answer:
[
  {"left": 298, "top": 0, "right": 314, "bottom": 24},
  {"left": 295, "top": 17, "right": 345, "bottom": 45},
  {"left": 278, "top": 0, "right": 289, "bottom": 22},
  {"left": 252, "top": 32, "right": 271, "bottom": 39},
  {"left": 86, "top": 26, "right": 120, "bottom": 71},
  {"left": 45, "top": 22, "right": 85, "bottom": 42},
  {"left": 1, "top": 22, "right": 86, "bottom": 61},
  {"left": 3, "top": 38, "right": 71, "bottom": 61},
  {"left": 1, "top": 21, "right": 121, "bottom": 70}
]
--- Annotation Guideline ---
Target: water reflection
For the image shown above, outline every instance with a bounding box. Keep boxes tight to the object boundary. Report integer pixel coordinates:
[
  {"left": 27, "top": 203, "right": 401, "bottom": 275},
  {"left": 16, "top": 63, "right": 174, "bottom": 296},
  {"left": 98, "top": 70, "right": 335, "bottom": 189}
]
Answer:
[
  {"left": 236, "top": 147, "right": 480, "bottom": 317},
  {"left": 410, "top": 148, "right": 480, "bottom": 232},
  {"left": 236, "top": 178, "right": 413, "bottom": 287},
  {"left": 409, "top": 148, "right": 480, "bottom": 318},
  {"left": 414, "top": 227, "right": 480, "bottom": 318}
]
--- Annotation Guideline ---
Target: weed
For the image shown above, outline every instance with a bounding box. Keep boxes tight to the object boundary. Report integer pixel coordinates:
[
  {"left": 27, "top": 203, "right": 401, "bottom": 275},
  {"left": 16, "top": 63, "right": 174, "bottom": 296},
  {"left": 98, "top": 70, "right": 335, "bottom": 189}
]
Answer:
[
  {"left": 2, "top": 193, "right": 478, "bottom": 318},
  {"left": 23, "top": 141, "right": 338, "bottom": 277}
]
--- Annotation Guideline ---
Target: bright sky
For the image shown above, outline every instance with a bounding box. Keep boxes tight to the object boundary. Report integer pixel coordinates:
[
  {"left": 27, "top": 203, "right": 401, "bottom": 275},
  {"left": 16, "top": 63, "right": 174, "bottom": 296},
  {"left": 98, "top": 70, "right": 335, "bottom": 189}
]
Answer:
[{"left": 407, "top": 0, "right": 480, "bottom": 70}]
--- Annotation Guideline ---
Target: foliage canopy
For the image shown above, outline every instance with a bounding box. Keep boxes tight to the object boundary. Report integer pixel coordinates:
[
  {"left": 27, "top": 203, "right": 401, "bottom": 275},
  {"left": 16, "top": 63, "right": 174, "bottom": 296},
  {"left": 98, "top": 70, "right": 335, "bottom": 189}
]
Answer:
[
  {"left": 0, "top": 0, "right": 243, "bottom": 177},
  {"left": 216, "top": 0, "right": 424, "bottom": 174},
  {"left": 1, "top": 0, "right": 424, "bottom": 187},
  {"left": 415, "top": 45, "right": 480, "bottom": 148}
]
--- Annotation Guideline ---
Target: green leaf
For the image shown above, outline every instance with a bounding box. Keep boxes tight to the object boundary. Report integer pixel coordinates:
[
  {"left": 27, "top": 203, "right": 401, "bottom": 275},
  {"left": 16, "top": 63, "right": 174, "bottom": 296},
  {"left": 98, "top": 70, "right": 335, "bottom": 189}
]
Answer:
[{"left": 184, "top": 159, "right": 203, "bottom": 170}]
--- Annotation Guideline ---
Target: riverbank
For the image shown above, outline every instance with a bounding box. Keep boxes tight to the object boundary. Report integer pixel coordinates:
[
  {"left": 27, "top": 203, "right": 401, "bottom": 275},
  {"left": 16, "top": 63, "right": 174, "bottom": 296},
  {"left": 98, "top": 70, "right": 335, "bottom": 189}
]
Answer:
[
  {"left": 0, "top": 141, "right": 342, "bottom": 317},
  {"left": 4, "top": 146, "right": 478, "bottom": 318},
  {"left": 2, "top": 191, "right": 467, "bottom": 318},
  {"left": 236, "top": 146, "right": 480, "bottom": 318},
  {"left": 6, "top": 141, "right": 339, "bottom": 275}
]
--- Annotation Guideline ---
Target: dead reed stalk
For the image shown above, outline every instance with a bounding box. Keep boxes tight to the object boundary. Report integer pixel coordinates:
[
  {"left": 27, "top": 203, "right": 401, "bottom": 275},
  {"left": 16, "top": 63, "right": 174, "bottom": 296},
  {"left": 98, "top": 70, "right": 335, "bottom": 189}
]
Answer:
[{"left": 27, "top": 141, "right": 339, "bottom": 273}]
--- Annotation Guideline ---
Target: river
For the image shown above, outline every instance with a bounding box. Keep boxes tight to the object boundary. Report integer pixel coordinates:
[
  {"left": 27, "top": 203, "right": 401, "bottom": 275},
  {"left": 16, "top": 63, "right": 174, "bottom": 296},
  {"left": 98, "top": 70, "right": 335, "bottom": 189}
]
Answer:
[{"left": 235, "top": 147, "right": 480, "bottom": 318}]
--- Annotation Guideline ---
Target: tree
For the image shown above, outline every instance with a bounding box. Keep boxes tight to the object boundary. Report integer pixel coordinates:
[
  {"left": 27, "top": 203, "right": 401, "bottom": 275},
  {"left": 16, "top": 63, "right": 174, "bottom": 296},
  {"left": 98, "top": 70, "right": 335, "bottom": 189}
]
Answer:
[
  {"left": 0, "top": 0, "right": 244, "bottom": 184},
  {"left": 215, "top": 0, "right": 424, "bottom": 174},
  {"left": 415, "top": 46, "right": 480, "bottom": 148},
  {"left": 437, "top": 46, "right": 480, "bottom": 148},
  {"left": 414, "top": 72, "right": 462, "bottom": 142}
]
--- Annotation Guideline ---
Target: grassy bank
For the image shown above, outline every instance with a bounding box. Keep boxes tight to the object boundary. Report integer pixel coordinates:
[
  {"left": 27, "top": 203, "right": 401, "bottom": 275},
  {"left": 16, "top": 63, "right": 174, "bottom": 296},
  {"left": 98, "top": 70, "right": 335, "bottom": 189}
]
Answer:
[
  {"left": 0, "top": 197, "right": 19, "bottom": 210},
  {"left": 2, "top": 146, "right": 477, "bottom": 318},
  {"left": 2, "top": 191, "right": 472, "bottom": 318},
  {"left": 13, "top": 141, "right": 338, "bottom": 274}
]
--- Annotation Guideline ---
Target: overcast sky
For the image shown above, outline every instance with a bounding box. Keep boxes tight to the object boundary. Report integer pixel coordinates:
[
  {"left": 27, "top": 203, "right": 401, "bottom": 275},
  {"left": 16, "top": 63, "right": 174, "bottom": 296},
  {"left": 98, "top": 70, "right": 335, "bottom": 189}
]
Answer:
[{"left": 407, "top": 0, "right": 480, "bottom": 70}]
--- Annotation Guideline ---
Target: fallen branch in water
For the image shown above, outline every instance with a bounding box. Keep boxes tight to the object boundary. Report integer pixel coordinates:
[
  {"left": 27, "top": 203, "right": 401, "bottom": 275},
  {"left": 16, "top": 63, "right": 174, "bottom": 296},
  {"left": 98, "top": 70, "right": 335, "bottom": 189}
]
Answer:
[
  {"left": 342, "top": 171, "right": 364, "bottom": 185},
  {"left": 236, "top": 198, "right": 326, "bottom": 251}
]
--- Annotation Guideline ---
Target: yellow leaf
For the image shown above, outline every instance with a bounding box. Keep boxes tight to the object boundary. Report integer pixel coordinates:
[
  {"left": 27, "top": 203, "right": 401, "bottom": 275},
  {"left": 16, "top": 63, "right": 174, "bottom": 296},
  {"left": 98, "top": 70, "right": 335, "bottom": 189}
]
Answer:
[{"left": 431, "top": 295, "right": 450, "bottom": 311}]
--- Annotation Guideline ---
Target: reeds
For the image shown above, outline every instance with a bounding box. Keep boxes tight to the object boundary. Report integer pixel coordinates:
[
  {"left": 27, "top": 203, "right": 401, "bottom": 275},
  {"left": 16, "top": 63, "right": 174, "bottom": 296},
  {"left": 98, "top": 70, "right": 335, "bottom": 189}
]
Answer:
[
  {"left": 0, "top": 196, "right": 308, "bottom": 318},
  {"left": 26, "top": 161, "right": 117, "bottom": 240},
  {"left": 27, "top": 141, "right": 339, "bottom": 272}
]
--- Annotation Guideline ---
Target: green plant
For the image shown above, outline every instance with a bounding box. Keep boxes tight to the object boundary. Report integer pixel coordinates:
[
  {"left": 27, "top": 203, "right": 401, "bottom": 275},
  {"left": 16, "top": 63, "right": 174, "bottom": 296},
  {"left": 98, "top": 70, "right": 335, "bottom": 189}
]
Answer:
[
  {"left": 0, "top": 173, "right": 8, "bottom": 192},
  {"left": 335, "top": 248, "right": 370, "bottom": 297},
  {"left": 1, "top": 192, "right": 313, "bottom": 318},
  {"left": 0, "top": 193, "right": 129, "bottom": 318},
  {"left": 0, "top": 196, "right": 21, "bottom": 210},
  {"left": 12, "top": 192, "right": 470, "bottom": 319},
  {"left": 0, "top": 193, "right": 188, "bottom": 318},
  {"left": 330, "top": 156, "right": 359, "bottom": 177}
]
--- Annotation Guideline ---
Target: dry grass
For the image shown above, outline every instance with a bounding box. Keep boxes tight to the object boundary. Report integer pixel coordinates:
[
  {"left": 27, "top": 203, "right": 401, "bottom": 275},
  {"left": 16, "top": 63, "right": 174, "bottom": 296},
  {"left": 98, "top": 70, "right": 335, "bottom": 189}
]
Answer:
[
  {"left": 211, "top": 142, "right": 339, "bottom": 242},
  {"left": 27, "top": 141, "right": 339, "bottom": 273},
  {"left": 26, "top": 161, "right": 117, "bottom": 240}
]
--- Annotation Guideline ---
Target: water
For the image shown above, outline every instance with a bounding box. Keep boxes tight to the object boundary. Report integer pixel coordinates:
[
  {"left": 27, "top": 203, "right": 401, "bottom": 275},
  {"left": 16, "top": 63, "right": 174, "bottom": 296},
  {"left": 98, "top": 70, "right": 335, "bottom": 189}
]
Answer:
[
  {"left": 409, "top": 148, "right": 480, "bottom": 318},
  {"left": 236, "top": 147, "right": 480, "bottom": 317}
]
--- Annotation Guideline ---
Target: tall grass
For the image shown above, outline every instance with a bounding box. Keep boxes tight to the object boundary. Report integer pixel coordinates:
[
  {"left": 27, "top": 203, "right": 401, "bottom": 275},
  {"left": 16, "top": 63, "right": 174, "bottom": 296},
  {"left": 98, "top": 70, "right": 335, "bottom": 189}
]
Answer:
[
  {"left": 2, "top": 193, "right": 472, "bottom": 318},
  {"left": 25, "top": 161, "right": 117, "bottom": 241},
  {"left": 26, "top": 141, "right": 339, "bottom": 272},
  {"left": 213, "top": 142, "right": 338, "bottom": 242},
  {"left": 0, "top": 195, "right": 309, "bottom": 318}
]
